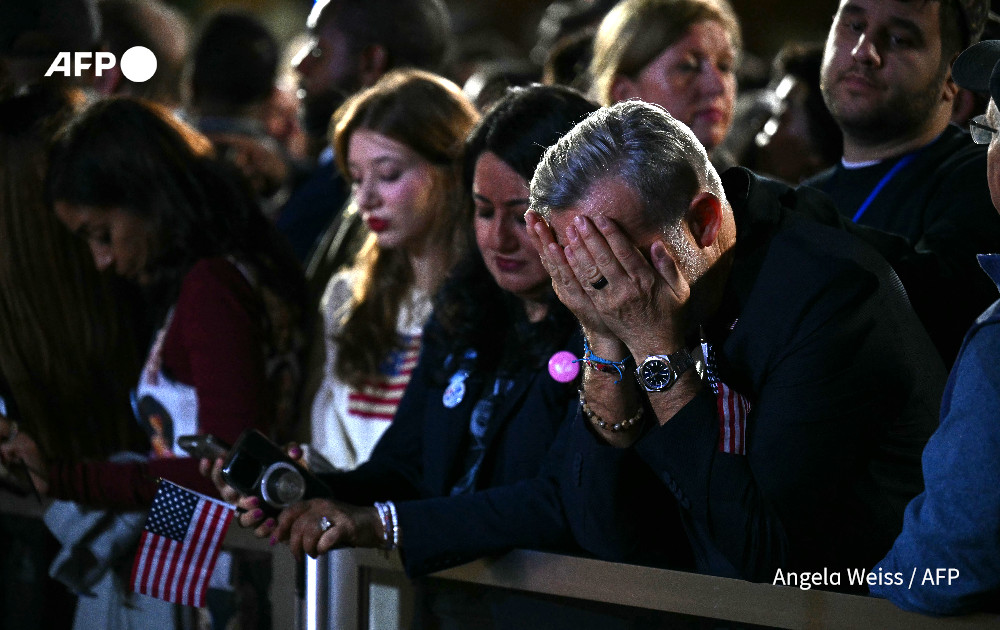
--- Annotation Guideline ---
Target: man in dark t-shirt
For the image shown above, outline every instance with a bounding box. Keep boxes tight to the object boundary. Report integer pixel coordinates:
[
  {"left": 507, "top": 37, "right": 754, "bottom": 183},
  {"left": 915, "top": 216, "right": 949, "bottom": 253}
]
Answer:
[{"left": 804, "top": 0, "right": 1000, "bottom": 364}]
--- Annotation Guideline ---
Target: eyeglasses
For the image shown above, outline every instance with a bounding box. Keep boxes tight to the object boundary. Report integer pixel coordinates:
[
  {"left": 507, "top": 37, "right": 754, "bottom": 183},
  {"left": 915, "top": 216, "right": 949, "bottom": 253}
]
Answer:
[{"left": 970, "top": 114, "right": 998, "bottom": 145}]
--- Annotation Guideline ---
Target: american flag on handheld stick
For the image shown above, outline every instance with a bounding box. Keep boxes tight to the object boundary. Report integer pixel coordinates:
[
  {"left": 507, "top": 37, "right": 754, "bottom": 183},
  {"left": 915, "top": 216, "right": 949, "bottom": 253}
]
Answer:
[{"left": 130, "top": 480, "right": 235, "bottom": 607}]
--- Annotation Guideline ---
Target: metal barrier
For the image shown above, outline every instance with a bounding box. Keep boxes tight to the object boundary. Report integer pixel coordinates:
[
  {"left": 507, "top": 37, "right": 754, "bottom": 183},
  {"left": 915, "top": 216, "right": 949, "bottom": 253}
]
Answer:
[
  {"left": 4, "top": 490, "right": 999, "bottom": 630},
  {"left": 351, "top": 549, "right": 1000, "bottom": 630}
]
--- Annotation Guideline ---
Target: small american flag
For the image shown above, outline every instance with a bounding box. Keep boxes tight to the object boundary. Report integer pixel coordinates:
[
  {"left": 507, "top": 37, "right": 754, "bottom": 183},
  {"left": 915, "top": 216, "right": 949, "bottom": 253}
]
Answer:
[{"left": 130, "top": 480, "right": 234, "bottom": 607}]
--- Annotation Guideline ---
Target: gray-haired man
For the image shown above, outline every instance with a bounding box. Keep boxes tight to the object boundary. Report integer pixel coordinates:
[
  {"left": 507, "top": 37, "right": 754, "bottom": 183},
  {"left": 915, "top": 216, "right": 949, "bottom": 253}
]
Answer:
[{"left": 528, "top": 100, "right": 944, "bottom": 584}]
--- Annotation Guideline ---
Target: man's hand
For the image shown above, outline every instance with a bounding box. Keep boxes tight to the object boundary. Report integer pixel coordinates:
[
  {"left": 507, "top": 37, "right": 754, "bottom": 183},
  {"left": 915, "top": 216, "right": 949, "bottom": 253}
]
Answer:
[
  {"left": 559, "top": 214, "right": 690, "bottom": 356},
  {"left": 527, "top": 211, "right": 626, "bottom": 352}
]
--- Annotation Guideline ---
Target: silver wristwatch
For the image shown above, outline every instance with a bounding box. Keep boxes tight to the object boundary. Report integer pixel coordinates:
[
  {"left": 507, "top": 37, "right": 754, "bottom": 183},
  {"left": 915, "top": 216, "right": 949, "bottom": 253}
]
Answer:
[{"left": 635, "top": 350, "right": 696, "bottom": 392}]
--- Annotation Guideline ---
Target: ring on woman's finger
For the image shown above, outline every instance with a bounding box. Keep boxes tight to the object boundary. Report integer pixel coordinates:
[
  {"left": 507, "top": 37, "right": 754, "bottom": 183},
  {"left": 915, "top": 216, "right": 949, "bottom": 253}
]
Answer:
[
  {"left": 590, "top": 276, "right": 609, "bottom": 290},
  {"left": 319, "top": 515, "right": 333, "bottom": 533}
]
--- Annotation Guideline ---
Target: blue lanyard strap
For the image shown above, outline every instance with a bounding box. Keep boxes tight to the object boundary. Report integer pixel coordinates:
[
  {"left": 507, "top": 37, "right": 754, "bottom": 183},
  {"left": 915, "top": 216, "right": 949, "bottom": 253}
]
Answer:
[{"left": 852, "top": 153, "right": 917, "bottom": 223}]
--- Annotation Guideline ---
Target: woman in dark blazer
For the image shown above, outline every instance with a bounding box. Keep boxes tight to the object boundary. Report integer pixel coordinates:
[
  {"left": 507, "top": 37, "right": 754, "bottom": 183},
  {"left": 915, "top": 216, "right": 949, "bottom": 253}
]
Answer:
[{"left": 221, "top": 85, "right": 600, "bottom": 572}]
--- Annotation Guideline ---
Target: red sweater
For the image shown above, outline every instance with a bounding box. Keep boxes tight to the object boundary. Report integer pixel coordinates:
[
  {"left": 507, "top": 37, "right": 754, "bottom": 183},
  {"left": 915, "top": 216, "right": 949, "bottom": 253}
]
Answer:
[{"left": 48, "top": 258, "right": 269, "bottom": 508}]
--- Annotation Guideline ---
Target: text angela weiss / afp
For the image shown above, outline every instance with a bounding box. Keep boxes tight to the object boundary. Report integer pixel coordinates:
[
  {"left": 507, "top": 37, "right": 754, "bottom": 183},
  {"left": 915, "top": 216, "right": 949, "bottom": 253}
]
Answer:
[{"left": 772, "top": 567, "right": 961, "bottom": 591}]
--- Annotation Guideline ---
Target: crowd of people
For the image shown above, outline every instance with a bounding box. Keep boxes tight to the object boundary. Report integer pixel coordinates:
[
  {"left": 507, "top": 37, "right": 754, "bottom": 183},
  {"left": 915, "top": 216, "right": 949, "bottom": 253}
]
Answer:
[{"left": 1, "top": 0, "right": 1000, "bottom": 627}]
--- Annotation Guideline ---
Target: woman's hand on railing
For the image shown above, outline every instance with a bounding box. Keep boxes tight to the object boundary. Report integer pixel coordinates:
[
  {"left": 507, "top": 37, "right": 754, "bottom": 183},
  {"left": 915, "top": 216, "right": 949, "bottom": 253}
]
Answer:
[{"left": 266, "top": 498, "right": 383, "bottom": 561}]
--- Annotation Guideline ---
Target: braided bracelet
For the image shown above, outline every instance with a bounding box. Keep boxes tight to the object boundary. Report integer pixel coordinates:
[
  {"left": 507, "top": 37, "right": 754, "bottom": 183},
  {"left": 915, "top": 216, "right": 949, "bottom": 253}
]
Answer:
[
  {"left": 387, "top": 501, "right": 400, "bottom": 549},
  {"left": 373, "top": 501, "right": 399, "bottom": 551},
  {"left": 576, "top": 338, "right": 633, "bottom": 384},
  {"left": 578, "top": 388, "right": 644, "bottom": 432}
]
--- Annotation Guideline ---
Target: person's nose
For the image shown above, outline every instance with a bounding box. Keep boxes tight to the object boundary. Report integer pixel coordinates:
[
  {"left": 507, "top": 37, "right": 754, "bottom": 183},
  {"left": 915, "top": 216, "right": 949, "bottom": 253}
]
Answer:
[
  {"left": 292, "top": 42, "right": 316, "bottom": 80},
  {"left": 486, "top": 212, "right": 520, "bottom": 252},
  {"left": 355, "top": 178, "right": 380, "bottom": 210},
  {"left": 851, "top": 32, "right": 881, "bottom": 66},
  {"left": 698, "top": 63, "right": 727, "bottom": 96},
  {"left": 89, "top": 242, "right": 114, "bottom": 272}
]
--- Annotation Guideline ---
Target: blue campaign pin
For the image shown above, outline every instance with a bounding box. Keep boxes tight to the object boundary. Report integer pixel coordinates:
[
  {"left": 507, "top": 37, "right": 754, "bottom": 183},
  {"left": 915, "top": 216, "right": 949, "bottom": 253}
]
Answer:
[
  {"left": 442, "top": 349, "right": 475, "bottom": 408},
  {"left": 442, "top": 377, "right": 466, "bottom": 408}
]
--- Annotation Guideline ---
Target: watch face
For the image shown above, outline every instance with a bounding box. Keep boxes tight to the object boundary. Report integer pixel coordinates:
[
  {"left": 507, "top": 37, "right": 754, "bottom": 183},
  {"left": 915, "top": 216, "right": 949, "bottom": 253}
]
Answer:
[{"left": 640, "top": 358, "right": 677, "bottom": 391}]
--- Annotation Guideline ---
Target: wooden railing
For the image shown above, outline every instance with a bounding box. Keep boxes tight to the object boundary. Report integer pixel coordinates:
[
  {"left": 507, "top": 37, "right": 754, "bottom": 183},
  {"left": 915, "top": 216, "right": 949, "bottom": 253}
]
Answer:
[{"left": 4, "top": 491, "right": 998, "bottom": 630}]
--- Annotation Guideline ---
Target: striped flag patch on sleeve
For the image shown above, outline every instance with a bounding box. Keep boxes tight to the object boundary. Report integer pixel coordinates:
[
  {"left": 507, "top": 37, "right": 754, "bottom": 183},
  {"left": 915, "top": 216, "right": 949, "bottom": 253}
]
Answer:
[{"left": 700, "top": 336, "right": 751, "bottom": 455}]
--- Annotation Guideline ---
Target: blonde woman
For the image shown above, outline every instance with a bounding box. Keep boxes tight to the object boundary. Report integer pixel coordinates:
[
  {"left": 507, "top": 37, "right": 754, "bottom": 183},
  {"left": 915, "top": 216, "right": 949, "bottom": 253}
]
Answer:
[{"left": 590, "top": 0, "right": 741, "bottom": 161}]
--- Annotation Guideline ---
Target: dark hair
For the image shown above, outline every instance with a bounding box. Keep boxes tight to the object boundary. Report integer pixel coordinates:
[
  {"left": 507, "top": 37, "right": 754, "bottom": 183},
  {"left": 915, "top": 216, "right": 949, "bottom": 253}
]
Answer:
[
  {"left": 463, "top": 84, "right": 599, "bottom": 190},
  {"left": 189, "top": 10, "right": 278, "bottom": 114},
  {"left": 937, "top": 0, "right": 965, "bottom": 65},
  {"left": 433, "top": 84, "right": 598, "bottom": 370},
  {"left": 774, "top": 42, "right": 842, "bottom": 166},
  {"left": 99, "top": 0, "right": 190, "bottom": 106},
  {"left": 938, "top": 0, "right": 990, "bottom": 59},
  {"left": 46, "top": 97, "right": 306, "bottom": 321},
  {"left": 1, "top": 86, "right": 144, "bottom": 460},
  {"left": 314, "top": 0, "right": 452, "bottom": 74}
]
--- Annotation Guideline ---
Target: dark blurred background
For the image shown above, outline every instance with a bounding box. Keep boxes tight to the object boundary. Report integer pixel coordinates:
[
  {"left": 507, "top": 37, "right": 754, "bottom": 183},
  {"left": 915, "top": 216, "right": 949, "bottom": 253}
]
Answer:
[{"left": 174, "top": 0, "right": 841, "bottom": 68}]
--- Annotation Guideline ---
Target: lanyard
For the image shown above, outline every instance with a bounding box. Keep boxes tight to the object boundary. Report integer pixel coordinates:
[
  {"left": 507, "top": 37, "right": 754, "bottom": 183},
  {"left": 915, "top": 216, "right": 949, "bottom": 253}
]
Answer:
[{"left": 851, "top": 153, "right": 917, "bottom": 223}]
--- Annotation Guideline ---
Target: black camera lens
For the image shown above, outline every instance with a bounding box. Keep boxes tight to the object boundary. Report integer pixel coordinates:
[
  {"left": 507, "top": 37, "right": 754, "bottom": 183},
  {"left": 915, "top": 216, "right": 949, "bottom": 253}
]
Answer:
[{"left": 260, "top": 462, "right": 306, "bottom": 508}]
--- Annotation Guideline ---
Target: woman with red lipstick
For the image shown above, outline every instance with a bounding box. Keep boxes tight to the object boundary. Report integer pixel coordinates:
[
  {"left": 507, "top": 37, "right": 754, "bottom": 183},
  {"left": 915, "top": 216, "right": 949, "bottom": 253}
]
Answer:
[
  {"left": 217, "top": 85, "right": 602, "bottom": 627},
  {"left": 309, "top": 70, "right": 479, "bottom": 472},
  {"left": 589, "top": 0, "right": 740, "bottom": 164}
]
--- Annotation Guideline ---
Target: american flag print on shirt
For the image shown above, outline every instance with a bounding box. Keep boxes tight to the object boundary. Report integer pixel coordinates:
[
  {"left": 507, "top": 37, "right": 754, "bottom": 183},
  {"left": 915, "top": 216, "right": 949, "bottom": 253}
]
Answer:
[
  {"left": 347, "top": 333, "right": 421, "bottom": 421},
  {"left": 130, "top": 480, "right": 234, "bottom": 607}
]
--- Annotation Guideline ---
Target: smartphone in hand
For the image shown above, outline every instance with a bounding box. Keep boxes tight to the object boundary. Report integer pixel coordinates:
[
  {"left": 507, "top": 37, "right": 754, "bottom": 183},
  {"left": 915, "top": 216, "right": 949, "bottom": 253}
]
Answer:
[{"left": 177, "top": 434, "right": 230, "bottom": 460}]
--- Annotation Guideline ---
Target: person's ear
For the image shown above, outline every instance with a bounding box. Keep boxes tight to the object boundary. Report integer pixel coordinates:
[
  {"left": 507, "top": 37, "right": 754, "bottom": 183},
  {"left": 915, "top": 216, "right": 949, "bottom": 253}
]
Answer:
[
  {"left": 686, "top": 192, "right": 724, "bottom": 248},
  {"left": 92, "top": 62, "right": 122, "bottom": 96},
  {"left": 941, "top": 55, "right": 960, "bottom": 104},
  {"left": 610, "top": 74, "right": 640, "bottom": 103},
  {"left": 358, "top": 44, "right": 389, "bottom": 87}
]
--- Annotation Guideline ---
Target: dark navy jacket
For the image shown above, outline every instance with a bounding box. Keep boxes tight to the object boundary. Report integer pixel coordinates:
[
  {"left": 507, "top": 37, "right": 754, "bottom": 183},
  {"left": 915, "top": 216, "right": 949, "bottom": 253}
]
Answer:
[
  {"left": 561, "top": 168, "right": 944, "bottom": 588},
  {"left": 317, "top": 315, "right": 583, "bottom": 575}
]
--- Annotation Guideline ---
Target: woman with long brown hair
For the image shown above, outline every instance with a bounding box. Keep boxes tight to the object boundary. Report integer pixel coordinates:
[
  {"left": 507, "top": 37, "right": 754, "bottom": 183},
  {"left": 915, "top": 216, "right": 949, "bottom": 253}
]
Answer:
[
  {"left": 1, "top": 95, "right": 308, "bottom": 504},
  {"left": 0, "top": 85, "right": 145, "bottom": 630},
  {"left": 1, "top": 93, "right": 309, "bottom": 628},
  {"left": 0, "top": 88, "right": 143, "bottom": 467},
  {"left": 310, "top": 69, "right": 478, "bottom": 470}
]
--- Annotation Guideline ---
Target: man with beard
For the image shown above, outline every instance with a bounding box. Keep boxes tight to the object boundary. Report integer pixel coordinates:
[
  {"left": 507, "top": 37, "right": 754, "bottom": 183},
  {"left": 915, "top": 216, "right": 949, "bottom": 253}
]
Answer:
[
  {"left": 804, "top": 0, "right": 1000, "bottom": 366},
  {"left": 276, "top": 0, "right": 452, "bottom": 269}
]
